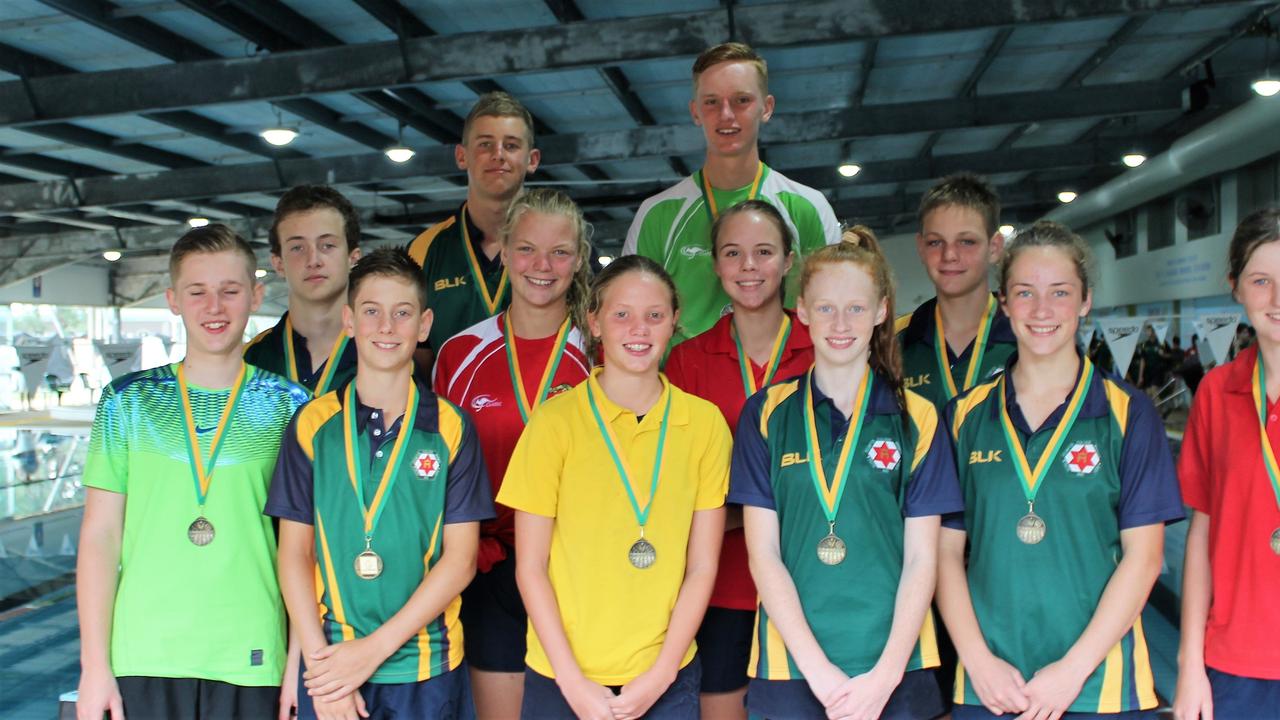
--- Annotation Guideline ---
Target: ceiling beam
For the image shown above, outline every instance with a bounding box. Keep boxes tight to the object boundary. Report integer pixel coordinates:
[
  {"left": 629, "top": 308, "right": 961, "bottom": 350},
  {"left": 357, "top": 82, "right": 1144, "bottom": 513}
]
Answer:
[{"left": 3, "top": 0, "right": 1268, "bottom": 127}]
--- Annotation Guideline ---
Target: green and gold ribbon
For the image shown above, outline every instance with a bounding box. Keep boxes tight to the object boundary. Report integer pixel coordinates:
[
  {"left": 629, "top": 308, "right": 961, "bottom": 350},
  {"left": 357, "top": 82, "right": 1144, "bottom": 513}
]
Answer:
[
  {"left": 460, "top": 203, "right": 509, "bottom": 315},
  {"left": 998, "top": 357, "right": 1094, "bottom": 507},
  {"left": 698, "top": 162, "right": 764, "bottom": 223},
  {"left": 504, "top": 314, "right": 571, "bottom": 424},
  {"left": 934, "top": 294, "right": 997, "bottom": 401},
  {"left": 587, "top": 378, "right": 670, "bottom": 531},
  {"left": 283, "top": 314, "right": 349, "bottom": 396},
  {"left": 803, "top": 368, "right": 873, "bottom": 526},
  {"left": 1250, "top": 357, "right": 1280, "bottom": 516},
  {"left": 177, "top": 362, "right": 248, "bottom": 509},
  {"left": 734, "top": 314, "right": 791, "bottom": 398},
  {"left": 342, "top": 380, "right": 419, "bottom": 542}
]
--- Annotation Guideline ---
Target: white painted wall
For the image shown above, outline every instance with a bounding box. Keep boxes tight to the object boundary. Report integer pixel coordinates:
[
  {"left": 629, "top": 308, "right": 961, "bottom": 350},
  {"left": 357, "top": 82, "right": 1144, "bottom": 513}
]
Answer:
[{"left": 0, "top": 264, "right": 109, "bottom": 306}]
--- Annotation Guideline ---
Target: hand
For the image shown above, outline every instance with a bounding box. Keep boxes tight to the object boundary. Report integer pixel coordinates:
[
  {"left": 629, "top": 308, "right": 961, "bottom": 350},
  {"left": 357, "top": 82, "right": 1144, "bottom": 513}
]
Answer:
[
  {"left": 312, "top": 690, "right": 369, "bottom": 720},
  {"left": 804, "top": 660, "right": 850, "bottom": 710},
  {"left": 278, "top": 654, "right": 300, "bottom": 720},
  {"left": 304, "top": 637, "right": 387, "bottom": 702},
  {"left": 556, "top": 674, "right": 614, "bottom": 720},
  {"left": 77, "top": 666, "right": 125, "bottom": 720},
  {"left": 963, "top": 651, "right": 1029, "bottom": 715},
  {"left": 1017, "top": 659, "right": 1088, "bottom": 720},
  {"left": 1173, "top": 664, "right": 1214, "bottom": 720},
  {"left": 824, "top": 666, "right": 901, "bottom": 720},
  {"left": 609, "top": 665, "right": 676, "bottom": 719}
]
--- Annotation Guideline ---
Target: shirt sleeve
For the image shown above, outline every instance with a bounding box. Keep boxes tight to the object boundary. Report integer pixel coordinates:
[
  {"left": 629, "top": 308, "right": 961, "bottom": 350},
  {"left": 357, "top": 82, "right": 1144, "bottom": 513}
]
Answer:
[
  {"left": 264, "top": 413, "right": 316, "bottom": 525},
  {"left": 903, "top": 401, "right": 964, "bottom": 518},
  {"left": 621, "top": 212, "right": 643, "bottom": 257},
  {"left": 1117, "top": 389, "right": 1186, "bottom": 529},
  {"left": 694, "top": 407, "right": 731, "bottom": 511},
  {"left": 496, "top": 405, "right": 564, "bottom": 517},
  {"left": 940, "top": 399, "right": 967, "bottom": 531},
  {"left": 1177, "top": 376, "right": 1213, "bottom": 514},
  {"left": 728, "top": 390, "right": 775, "bottom": 510},
  {"left": 82, "top": 382, "right": 129, "bottom": 494},
  {"left": 443, "top": 415, "right": 496, "bottom": 524}
]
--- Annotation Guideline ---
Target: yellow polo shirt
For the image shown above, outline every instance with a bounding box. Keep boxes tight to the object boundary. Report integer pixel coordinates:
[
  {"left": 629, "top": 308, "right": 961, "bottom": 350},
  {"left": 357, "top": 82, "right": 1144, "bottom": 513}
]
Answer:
[{"left": 498, "top": 369, "right": 730, "bottom": 685}]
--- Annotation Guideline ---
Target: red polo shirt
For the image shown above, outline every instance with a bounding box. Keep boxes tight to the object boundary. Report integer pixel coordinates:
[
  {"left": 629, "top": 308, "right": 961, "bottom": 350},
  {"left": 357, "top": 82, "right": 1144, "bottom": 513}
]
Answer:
[
  {"left": 665, "top": 311, "right": 814, "bottom": 610},
  {"left": 1180, "top": 344, "right": 1280, "bottom": 679}
]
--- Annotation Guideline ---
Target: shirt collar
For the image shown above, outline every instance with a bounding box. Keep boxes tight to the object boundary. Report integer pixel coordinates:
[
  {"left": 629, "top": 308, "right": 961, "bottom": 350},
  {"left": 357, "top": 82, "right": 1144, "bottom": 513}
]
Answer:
[
  {"left": 581, "top": 367, "right": 690, "bottom": 427},
  {"left": 336, "top": 376, "right": 439, "bottom": 434},
  {"left": 460, "top": 203, "right": 500, "bottom": 274},
  {"left": 901, "top": 294, "right": 1016, "bottom": 347},
  {"left": 807, "top": 368, "right": 901, "bottom": 417},
  {"left": 1224, "top": 343, "right": 1258, "bottom": 394},
  {"left": 705, "top": 310, "right": 812, "bottom": 357},
  {"left": 996, "top": 351, "right": 1109, "bottom": 434}
]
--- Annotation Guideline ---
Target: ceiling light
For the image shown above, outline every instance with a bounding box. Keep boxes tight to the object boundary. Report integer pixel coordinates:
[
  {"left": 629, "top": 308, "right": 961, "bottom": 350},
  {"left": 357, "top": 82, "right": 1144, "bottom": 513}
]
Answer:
[
  {"left": 598, "top": 255, "right": 614, "bottom": 266},
  {"left": 1122, "top": 152, "right": 1147, "bottom": 168},
  {"left": 102, "top": 250, "right": 122, "bottom": 262},
  {"left": 260, "top": 127, "right": 299, "bottom": 146},
  {"left": 998, "top": 224, "right": 1014, "bottom": 237},
  {"left": 254, "top": 268, "right": 268, "bottom": 278},
  {"left": 1057, "top": 190, "right": 1078, "bottom": 204},
  {"left": 1253, "top": 78, "right": 1280, "bottom": 97},
  {"left": 187, "top": 216, "right": 210, "bottom": 228},
  {"left": 837, "top": 163, "right": 861, "bottom": 178},
  {"left": 384, "top": 145, "right": 415, "bottom": 163}
]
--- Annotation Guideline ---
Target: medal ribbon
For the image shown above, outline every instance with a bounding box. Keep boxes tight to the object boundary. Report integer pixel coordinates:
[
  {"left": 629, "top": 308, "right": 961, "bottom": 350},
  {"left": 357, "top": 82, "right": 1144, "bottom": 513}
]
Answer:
[
  {"left": 177, "top": 362, "right": 249, "bottom": 508},
  {"left": 1250, "top": 358, "right": 1280, "bottom": 513},
  {"left": 934, "top": 294, "right": 997, "bottom": 401},
  {"left": 460, "top": 203, "right": 509, "bottom": 315},
  {"left": 342, "top": 380, "right": 419, "bottom": 540},
  {"left": 802, "top": 368, "right": 873, "bottom": 525},
  {"left": 998, "top": 357, "right": 1094, "bottom": 504},
  {"left": 699, "top": 162, "right": 765, "bottom": 223},
  {"left": 734, "top": 315, "right": 791, "bottom": 397},
  {"left": 283, "top": 315, "right": 349, "bottom": 396},
  {"left": 503, "top": 314, "right": 572, "bottom": 424},
  {"left": 586, "top": 379, "right": 671, "bottom": 529}
]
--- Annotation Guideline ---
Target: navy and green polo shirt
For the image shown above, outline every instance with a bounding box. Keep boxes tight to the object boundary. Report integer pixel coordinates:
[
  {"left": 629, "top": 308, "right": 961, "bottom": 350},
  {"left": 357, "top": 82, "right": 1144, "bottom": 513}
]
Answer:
[
  {"left": 244, "top": 311, "right": 358, "bottom": 396},
  {"left": 897, "top": 295, "right": 1017, "bottom": 412},
  {"left": 944, "top": 355, "right": 1184, "bottom": 713},
  {"left": 265, "top": 378, "right": 495, "bottom": 684},
  {"left": 406, "top": 205, "right": 509, "bottom": 351},
  {"left": 729, "top": 370, "right": 963, "bottom": 680}
]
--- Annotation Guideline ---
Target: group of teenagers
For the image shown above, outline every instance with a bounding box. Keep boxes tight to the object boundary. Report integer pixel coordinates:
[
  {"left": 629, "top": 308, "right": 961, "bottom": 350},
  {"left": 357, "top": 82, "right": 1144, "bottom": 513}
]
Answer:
[{"left": 70, "top": 40, "right": 1277, "bottom": 720}]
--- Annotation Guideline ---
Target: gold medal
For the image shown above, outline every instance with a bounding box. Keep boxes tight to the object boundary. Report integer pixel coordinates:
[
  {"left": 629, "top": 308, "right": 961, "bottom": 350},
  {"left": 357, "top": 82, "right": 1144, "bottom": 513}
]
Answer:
[
  {"left": 354, "top": 545, "right": 384, "bottom": 580},
  {"left": 187, "top": 516, "right": 215, "bottom": 546},
  {"left": 1271, "top": 527, "right": 1280, "bottom": 556},
  {"left": 628, "top": 537, "right": 657, "bottom": 569},
  {"left": 1016, "top": 511, "right": 1046, "bottom": 545},
  {"left": 816, "top": 530, "right": 846, "bottom": 566}
]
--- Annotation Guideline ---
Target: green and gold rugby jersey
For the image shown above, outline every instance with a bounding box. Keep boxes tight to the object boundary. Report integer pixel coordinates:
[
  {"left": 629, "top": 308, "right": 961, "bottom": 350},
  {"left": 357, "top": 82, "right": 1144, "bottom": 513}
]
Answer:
[
  {"left": 244, "top": 311, "right": 357, "bottom": 397},
  {"left": 407, "top": 205, "right": 509, "bottom": 352},
  {"left": 896, "top": 295, "right": 1017, "bottom": 413}
]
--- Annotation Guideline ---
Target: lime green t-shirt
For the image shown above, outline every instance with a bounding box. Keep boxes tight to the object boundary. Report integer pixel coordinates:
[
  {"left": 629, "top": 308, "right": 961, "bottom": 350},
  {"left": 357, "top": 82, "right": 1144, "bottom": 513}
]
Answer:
[{"left": 84, "top": 363, "right": 308, "bottom": 686}]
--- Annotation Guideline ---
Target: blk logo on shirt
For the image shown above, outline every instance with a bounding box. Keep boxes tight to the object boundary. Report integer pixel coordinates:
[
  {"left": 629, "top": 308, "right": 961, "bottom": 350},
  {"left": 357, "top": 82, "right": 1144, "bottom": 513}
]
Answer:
[
  {"left": 904, "top": 373, "right": 930, "bottom": 389},
  {"left": 968, "top": 449, "right": 1003, "bottom": 464},
  {"left": 1062, "top": 442, "right": 1100, "bottom": 475},
  {"left": 434, "top": 276, "right": 467, "bottom": 291}
]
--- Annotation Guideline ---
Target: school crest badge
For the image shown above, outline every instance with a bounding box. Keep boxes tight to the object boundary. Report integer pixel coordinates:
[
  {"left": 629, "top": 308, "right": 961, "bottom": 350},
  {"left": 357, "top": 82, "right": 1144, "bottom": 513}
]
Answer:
[
  {"left": 1063, "top": 442, "right": 1100, "bottom": 475},
  {"left": 414, "top": 451, "right": 440, "bottom": 480},
  {"left": 867, "top": 439, "right": 901, "bottom": 471}
]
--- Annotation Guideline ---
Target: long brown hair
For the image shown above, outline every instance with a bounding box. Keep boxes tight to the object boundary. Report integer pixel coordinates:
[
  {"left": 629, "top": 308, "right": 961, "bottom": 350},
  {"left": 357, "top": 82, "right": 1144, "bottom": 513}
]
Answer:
[{"left": 800, "top": 225, "right": 905, "bottom": 413}]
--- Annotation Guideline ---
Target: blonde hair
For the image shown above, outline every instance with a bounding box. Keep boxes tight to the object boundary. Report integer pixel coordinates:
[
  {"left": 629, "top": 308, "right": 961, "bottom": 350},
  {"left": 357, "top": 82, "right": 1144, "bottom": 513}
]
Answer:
[
  {"left": 692, "top": 42, "right": 768, "bottom": 95},
  {"left": 501, "top": 188, "right": 594, "bottom": 334},
  {"left": 801, "top": 226, "right": 905, "bottom": 413},
  {"left": 462, "top": 91, "right": 535, "bottom": 146},
  {"left": 169, "top": 224, "right": 257, "bottom": 284}
]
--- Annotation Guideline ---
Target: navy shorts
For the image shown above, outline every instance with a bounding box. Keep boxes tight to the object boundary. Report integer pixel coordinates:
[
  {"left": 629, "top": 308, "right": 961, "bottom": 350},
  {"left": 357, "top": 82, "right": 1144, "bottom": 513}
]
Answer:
[
  {"left": 746, "top": 669, "right": 942, "bottom": 720},
  {"left": 520, "top": 657, "right": 701, "bottom": 719},
  {"left": 116, "top": 676, "right": 277, "bottom": 720},
  {"left": 460, "top": 548, "right": 527, "bottom": 672},
  {"left": 695, "top": 606, "right": 754, "bottom": 693},
  {"left": 1208, "top": 666, "right": 1280, "bottom": 720},
  {"left": 295, "top": 663, "right": 474, "bottom": 720},
  {"left": 953, "top": 705, "right": 1156, "bottom": 720}
]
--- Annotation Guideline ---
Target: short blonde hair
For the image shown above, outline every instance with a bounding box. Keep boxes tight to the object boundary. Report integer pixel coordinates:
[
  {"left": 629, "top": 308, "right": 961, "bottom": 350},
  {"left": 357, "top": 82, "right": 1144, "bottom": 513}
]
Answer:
[
  {"left": 692, "top": 42, "right": 768, "bottom": 95},
  {"left": 169, "top": 224, "right": 257, "bottom": 284},
  {"left": 462, "top": 91, "right": 535, "bottom": 146}
]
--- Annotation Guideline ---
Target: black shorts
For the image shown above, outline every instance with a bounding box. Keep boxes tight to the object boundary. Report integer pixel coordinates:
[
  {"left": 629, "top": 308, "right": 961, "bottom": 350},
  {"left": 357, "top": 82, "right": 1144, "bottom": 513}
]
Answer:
[
  {"left": 295, "top": 664, "right": 473, "bottom": 720},
  {"left": 116, "top": 676, "right": 278, "bottom": 720},
  {"left": 459, "top": 548, "right": 527, "bottom": 672},
  {"left": 746, "top": 668, "right": 943, "bottom": 720},
  {"left": 695, "top": 606, "right": 755, "bottom": 693},
  {"left": 520, "top": 658, "right": 701, "bottom": 720}
]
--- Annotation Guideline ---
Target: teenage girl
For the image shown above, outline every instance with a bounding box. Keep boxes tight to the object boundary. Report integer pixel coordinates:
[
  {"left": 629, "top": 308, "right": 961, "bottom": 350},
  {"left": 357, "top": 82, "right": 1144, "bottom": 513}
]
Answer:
[
  {"left": 938, "top": 220, "right": 1183, "bottom": 720},
  {"left": 1174, "top": 207, "right": 1280, "bottom": 720},
  {"left": 498, "top": 255, "right": 731, "bottom": 719},
  {"left": 433, "top": 188, "right": 594, "bottom": 719},
  {"left": 731, "top": 227, "right": 961, "bottom": 720},
  {"left": 665, "top": 199, "right": 814, "bottom": 719}
]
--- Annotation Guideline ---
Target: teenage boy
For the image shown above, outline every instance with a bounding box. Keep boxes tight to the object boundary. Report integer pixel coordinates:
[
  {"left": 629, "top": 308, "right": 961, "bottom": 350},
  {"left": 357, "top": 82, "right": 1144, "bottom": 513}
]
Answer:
[
  {"left": 77, "top": 225, "right": 310, "bottom": 719},
  {"left": 623, "top": 41, "right": 840, "bottom": 344},
  {"left": 245, "top": 185, "right": 361, "bottom": 396},
  {"left": 268, "top": 248, "right": 494, "bottom": 719},
  {"left": 897, "top": 173, "right": 1017, "bottom": 412},
  {"left": 408, "top": 92, "right": 541, "bottom": 367}
]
